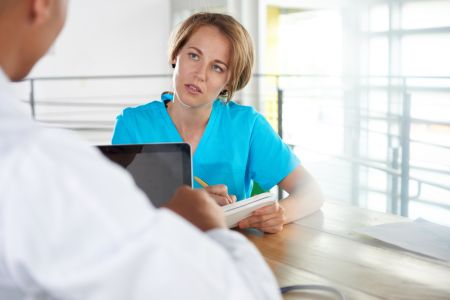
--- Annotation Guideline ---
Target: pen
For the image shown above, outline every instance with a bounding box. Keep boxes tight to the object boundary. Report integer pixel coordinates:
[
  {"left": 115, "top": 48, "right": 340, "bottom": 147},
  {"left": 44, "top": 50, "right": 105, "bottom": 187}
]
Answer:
[
  {"left": 194, "top": 176, "right": 234, "bottom": 204},
  {"left": 194, "top": 176, "right": 209, "bottom": 188}
]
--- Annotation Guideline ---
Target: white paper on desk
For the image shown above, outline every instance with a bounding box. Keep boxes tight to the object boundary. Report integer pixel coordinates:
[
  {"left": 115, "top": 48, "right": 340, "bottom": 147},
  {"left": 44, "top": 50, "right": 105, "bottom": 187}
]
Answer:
[{"left": 354, "top": 218, "right": 450, "bottom": 261}]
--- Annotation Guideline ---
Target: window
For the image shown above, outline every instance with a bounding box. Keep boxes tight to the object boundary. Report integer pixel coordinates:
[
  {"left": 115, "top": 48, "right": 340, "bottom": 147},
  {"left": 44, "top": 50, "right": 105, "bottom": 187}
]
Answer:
[{"left": 264, "top": 0, "right": 450, "bottom": 225}]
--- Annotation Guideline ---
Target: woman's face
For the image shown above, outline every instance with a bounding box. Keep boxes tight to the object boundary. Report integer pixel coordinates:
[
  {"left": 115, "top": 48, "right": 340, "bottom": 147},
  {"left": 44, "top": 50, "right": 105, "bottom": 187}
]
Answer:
[{"left": 172, "top": 25, "right": 231, "bottom": 109}]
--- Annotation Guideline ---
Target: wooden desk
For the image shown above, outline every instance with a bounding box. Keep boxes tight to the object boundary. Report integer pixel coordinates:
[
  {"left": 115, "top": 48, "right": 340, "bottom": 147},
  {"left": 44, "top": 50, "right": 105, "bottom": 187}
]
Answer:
[{"left": 241, "top": 201, "right": 450, "bottom": 300}]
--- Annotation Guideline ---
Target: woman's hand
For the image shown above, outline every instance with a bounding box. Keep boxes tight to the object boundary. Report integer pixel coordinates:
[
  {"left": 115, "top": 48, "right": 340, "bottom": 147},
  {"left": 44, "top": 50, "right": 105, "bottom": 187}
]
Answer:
[
  {"left": 204, "top": 184, "right": 236, "bottom": 206},
  {"left": 238, "top": 202, "right": 286, "bottom": 233}
]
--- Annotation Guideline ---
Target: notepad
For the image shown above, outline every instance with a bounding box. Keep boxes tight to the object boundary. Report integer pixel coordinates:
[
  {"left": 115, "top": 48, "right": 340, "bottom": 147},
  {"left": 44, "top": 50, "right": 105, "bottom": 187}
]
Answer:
[{"left": 223, "top": 192, "right": 277, "bottom": 228}]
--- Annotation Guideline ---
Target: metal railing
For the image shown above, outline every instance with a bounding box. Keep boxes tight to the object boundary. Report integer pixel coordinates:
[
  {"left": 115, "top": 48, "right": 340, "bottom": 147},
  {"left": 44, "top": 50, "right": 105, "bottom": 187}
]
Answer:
[{"left": 18, "top": 73, "right": 450, "bottom": 219}]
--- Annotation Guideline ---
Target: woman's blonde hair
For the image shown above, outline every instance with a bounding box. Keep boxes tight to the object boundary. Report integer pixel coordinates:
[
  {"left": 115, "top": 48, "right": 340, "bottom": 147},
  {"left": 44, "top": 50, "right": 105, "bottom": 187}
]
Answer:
[{"left": 168, "top": 12, "right": 254, "bottom": 102}]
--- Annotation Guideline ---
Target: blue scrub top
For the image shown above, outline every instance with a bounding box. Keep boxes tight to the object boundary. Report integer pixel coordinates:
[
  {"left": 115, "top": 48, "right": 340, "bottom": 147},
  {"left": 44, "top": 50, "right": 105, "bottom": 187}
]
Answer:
[{"left": 112, "top": 94, "right": 300, "bottom": 200}]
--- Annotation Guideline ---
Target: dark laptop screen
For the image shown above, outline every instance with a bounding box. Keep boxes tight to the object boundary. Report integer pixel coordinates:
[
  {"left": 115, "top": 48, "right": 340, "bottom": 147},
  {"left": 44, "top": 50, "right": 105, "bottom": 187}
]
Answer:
[{"left": 97, "top": 143, "right": 192, "bottom": 207}]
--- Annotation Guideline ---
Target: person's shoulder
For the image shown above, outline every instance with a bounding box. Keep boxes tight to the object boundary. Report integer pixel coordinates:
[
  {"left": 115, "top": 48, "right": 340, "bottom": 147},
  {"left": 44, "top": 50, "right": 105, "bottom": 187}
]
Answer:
[
  {"left": 2, "top": 126, "right": 158, "bottom": 241},
  {"left": 1, "top": 126, "right": 107, "bottom": 193},
  {"left": 14, "top": 126, "right": 146, "bottom": 204},
  {"left": 223, "top": 100, "right": 256, "bottom": 112},
  {"left": 219, "top": 100, "right": 260, "bottom": 119},
  {"left": 122, "top": 100, "right": 164, "bottom": 113},
  {"left": 120, "top": 100, "right": 164, "bottom": 118},
  {"left": 219, "top": 101, "right": 267, "bottom": 131},
  {"left": 30, "top": 127, "right": 105, "bottom": 167}
]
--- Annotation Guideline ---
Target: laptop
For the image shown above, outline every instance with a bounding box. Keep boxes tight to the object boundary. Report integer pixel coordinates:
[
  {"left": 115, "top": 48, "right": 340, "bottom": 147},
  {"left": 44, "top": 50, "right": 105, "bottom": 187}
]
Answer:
[{"left": 97, "top": 143, "right": 192, "bottom": 207}]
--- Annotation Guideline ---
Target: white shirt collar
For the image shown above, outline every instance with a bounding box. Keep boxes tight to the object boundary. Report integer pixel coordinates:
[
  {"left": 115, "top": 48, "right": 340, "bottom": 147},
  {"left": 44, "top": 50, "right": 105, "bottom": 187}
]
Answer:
[
  {"left": 0, "top": 67, "right": 32, "bottom": 120},
  {"left": 0, "top": 67, "right": 10, "bottom": 88}
]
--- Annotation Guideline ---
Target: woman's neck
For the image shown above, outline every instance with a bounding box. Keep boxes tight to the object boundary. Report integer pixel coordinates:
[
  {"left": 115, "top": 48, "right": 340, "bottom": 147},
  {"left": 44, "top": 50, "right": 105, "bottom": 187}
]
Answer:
[{"left": 166, "top": 99, "right": 213, "bottom": 152}]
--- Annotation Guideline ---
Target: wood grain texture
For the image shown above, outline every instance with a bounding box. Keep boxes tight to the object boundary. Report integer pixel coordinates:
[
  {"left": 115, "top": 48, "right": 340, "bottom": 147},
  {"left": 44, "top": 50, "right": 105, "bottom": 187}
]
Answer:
[{"left": 240, "top": 201, "right": 450, "bottom": 300}]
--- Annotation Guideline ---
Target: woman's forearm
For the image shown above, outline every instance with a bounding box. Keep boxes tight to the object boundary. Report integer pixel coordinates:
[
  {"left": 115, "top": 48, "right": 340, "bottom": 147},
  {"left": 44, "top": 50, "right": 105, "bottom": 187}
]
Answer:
[{"left": 279, "top": 181, "right": 324, "bottom": 223}]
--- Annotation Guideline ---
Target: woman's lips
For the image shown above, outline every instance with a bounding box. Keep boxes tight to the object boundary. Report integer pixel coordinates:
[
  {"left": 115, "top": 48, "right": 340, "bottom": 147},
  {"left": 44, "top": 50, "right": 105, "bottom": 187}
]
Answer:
[{"left": 185, "top": 84, "right": 202, "bottom": 94}]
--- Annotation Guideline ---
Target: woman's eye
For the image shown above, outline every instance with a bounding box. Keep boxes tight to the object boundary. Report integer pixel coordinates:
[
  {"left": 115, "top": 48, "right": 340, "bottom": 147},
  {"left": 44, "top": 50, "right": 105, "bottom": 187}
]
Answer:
[
  {"left": 189, "top": 53, "right": 199, "bottom": 60},
  {"left": 212, "top": 65, "right": 224, "bottom": 73}
]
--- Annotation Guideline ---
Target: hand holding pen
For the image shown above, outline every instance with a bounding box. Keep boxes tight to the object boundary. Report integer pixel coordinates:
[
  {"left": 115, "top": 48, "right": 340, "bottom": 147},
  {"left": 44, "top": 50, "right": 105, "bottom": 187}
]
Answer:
[{"left": 194, "top": 176, "right": 237, "bottom": 206}]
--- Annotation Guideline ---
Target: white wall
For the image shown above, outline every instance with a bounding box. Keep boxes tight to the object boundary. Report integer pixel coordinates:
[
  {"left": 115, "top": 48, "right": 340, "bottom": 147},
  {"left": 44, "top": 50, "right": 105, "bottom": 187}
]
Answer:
[
  {"left": 12, "top": 0, "right": 174, "bottom": 144},
  {"left": 30, "top": 0, "right": 172, "bottom": 77},
  {"left": 227, "top": 0, "right": 261, "bottom": 108}
]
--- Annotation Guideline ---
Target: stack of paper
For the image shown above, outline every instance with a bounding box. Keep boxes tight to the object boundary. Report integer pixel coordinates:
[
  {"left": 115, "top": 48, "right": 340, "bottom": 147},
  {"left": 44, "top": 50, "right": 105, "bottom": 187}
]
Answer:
[
  {"left": 354, "top": 218, "right": 450, "bottom": 261},
  {"left": 223, "top": 192, "right": 276, "bottom": 228}
]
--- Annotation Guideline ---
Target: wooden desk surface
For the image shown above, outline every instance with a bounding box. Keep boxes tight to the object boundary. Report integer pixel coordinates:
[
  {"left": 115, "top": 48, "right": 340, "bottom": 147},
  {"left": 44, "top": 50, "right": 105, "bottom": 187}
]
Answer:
[{"left": 241, "top": 201, "right": 450, "bottom": 300}]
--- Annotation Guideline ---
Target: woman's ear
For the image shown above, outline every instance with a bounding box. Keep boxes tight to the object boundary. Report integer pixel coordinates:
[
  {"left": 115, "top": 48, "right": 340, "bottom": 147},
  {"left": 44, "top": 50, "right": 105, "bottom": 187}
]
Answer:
[
  {"left": 219, "top": 89, "right": 228, "bottom": 96},
  {"left": 221, "top": 83, "right": 231, "bottom": 96}
]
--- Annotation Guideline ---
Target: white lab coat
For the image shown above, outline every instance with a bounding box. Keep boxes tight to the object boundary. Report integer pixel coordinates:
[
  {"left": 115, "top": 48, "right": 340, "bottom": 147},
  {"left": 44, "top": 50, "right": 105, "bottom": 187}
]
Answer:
[{"left": 0, "top": 69, "right": 281, "bottom": 300}]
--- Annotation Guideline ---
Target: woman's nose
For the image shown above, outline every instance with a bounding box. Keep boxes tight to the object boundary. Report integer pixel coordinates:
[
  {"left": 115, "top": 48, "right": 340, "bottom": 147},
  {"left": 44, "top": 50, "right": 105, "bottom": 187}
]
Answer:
[{"left": 194, "top": 62, "right": 207, "bottom": 82}]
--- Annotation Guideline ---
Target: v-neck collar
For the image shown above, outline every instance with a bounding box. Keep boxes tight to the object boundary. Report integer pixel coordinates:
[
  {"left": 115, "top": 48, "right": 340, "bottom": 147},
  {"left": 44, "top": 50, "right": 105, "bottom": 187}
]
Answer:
[{"left": 158, "top": 99, "right": 221, "bottom": 157}]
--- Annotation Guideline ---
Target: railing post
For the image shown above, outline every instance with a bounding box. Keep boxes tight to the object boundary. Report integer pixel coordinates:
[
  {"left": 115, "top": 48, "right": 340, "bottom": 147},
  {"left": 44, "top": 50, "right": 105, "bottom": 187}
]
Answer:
[
  {"left": 277, "top": 87, "right": 283, "bottom": 139},
  {"left": 390, "top": 147, "right": 399, "bottom": 214},
  {"left": 29, "top": 79, "right": 36, "bottom": 119},
  {"left": 348, "top": 85, "right": 361, "bottom": 207},
  {"left": 276, "top": 76, "right": 284, "bottom": 200},
  {"left": 400, "top": 81, "right": 411, "bottom": 217}
]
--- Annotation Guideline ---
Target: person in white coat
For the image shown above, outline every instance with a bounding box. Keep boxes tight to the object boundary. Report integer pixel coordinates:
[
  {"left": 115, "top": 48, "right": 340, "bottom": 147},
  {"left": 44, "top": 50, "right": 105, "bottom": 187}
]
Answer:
[{"left": 0, "top": 0, "right": 281, "bottom": 299}]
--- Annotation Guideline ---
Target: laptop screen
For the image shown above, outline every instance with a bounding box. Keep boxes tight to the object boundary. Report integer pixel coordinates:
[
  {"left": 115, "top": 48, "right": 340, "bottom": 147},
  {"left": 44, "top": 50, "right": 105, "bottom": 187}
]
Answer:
[{"left": 97, "top": 143, "right": 192, "bottom": 207}]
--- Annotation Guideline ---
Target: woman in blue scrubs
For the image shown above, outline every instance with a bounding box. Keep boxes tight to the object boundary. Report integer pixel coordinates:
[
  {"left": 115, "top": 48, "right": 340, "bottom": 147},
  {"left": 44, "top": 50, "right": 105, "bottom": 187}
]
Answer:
[{"left": 112, "top": 12, "right": 324, "bottom": 233}]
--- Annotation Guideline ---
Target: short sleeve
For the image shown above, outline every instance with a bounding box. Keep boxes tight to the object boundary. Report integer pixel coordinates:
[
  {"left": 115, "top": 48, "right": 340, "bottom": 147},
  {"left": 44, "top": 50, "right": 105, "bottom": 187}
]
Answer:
[
  {"left": 247, "top": 114, "right": 300, "bottom": 191},
  {"left": 112, "top": 110, "right": 135, "bottom": 144}
]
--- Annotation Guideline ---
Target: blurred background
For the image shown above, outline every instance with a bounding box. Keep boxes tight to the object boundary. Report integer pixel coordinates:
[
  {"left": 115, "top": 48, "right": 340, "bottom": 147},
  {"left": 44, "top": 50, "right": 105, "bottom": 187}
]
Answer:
[{"left": 11, "top": 0, "right": 450, "bottom": 225}]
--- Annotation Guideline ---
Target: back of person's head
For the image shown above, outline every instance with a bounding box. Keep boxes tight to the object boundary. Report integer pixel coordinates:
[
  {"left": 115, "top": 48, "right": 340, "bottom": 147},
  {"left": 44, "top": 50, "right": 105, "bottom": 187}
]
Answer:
[
  {"left": 0, "top": 0, "right": 68, "bottom": 81},
  {"left": 168, "top": 12, "right": 254, "bottom": 102}
]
